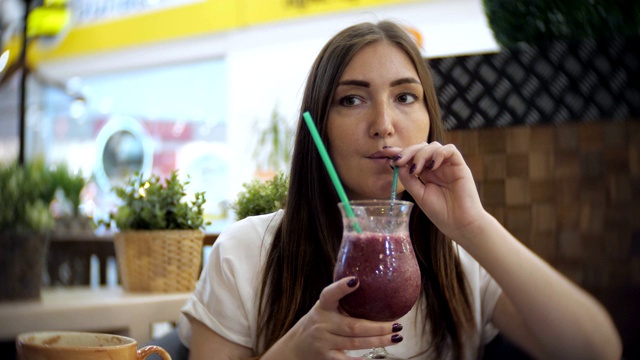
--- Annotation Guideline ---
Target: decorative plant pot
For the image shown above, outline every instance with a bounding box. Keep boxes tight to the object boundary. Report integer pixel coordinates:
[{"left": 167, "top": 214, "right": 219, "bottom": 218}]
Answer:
[
  {"left": 114, "top": 230, "right": 204, "bottom": 293},
  {"left": 0, "top": 232, "right": 49, "bottom": 302}
]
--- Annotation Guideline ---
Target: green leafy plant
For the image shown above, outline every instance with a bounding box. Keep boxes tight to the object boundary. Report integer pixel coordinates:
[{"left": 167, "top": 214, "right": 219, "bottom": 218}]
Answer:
[
  {"left": 0, "top": 159, "right": 56, "bottom": 234},
  {"left": 253, "top": 107, "right": 293, "bottom": 172},
  {"left": 483, "top": 0, "right": 640, "bottom": 48},
  {"left": 103, "top": 170, "right": 210, "bottom": 230},
  {"left": 230, "top": 171, "right": 288, "bottom": 221},
  {"left": 50, "top": 164, "right": 86, "bottom": 217}
]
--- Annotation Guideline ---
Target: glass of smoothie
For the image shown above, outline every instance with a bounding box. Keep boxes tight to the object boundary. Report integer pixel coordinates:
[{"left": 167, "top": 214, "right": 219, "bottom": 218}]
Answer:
[{"left": 334, "top": 200, "right": 421, "bottom": 360}]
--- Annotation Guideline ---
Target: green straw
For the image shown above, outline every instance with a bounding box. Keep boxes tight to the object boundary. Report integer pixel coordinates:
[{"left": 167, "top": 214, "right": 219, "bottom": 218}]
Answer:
[
  {"left": 391, "top": 166, "right": 399, "bottom": 202},
  {"left": 389, "top": 165, "right": 399, "bottom": 216},
  {"left": 303, "top": 111, "right": 361, "bottom": 233}
]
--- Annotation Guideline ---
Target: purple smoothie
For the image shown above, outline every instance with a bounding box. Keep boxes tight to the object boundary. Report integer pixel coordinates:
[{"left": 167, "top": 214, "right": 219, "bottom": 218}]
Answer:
[{"left": 334, "top": 232, "right": 421, "bottom": 322}]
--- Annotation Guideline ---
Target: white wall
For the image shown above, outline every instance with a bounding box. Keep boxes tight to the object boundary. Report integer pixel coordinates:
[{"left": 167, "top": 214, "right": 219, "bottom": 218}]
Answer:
[
  {"left": 223, "top": 0, "right": 500, "bottom": 197},
  {"left": 36, "top": 0, "right": 499, "bottom": 204}
]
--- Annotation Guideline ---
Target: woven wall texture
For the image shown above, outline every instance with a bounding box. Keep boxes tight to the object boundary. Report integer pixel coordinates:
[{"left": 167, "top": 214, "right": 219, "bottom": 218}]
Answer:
[
  {"left": 444, "top": 120, "right": 640, "bottom": 290},
  {"left": 430, "top": 37, "right": 640, "bottom": 130},
  {"left": 444, "top": 120, "right": 640, "bottom": 357}
]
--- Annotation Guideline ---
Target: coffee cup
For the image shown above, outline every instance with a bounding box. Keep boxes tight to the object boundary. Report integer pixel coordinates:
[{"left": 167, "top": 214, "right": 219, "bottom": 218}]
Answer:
[{"left": 16, "top": 331, "right": 171, "bottom": 360}]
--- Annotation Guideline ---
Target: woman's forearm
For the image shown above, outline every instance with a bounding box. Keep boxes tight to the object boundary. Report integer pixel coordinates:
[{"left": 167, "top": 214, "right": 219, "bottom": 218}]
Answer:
[{"left": 457, "top": 212, "right": 622, "bottom": 359}]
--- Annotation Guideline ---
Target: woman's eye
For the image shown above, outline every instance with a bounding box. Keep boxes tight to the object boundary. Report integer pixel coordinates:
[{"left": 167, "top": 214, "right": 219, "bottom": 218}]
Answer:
[
  {"left": 339, "top": 95, "right": 363, "bottom": 107},
  {"left": 397, "top": 93, "right": 418, "bottom": 104}
]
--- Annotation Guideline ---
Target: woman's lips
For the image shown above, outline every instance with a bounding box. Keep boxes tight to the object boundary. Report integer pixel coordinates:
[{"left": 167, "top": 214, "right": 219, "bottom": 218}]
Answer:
[
  {"left": 367, "top": 151, "right": 394, "bottom": 167},
  {"left": 368, "top": 150, "right": 393, "bottom": 159}
]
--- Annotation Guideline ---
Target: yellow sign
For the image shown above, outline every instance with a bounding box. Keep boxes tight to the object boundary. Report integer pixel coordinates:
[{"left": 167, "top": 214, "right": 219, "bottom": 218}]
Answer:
[
  {"left": 240, "top": 0, "right": 420, "bottom": 26},
  {"left": 26, "top": 0, "right": 422, "bottom": 63},
  {"left": 27, "top": 7, "right": 71, "bottom": 37}
]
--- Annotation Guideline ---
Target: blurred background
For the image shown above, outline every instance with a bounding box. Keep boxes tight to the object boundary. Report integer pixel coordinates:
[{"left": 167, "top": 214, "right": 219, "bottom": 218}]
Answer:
[
  {"left": 0, "top": 0, "right": 500, "bottom": 232},
  {"left": 0, "top": 0, "right": 638, "bottom": 358}
]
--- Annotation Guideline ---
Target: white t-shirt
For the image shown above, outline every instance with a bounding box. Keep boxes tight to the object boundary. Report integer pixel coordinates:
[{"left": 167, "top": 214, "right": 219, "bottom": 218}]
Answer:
[{"left": 178, "top": 210, "right": 502, "bottom": 359}]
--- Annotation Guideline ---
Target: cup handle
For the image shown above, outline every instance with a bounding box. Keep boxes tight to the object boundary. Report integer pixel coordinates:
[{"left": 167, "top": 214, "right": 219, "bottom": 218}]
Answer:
[{"left": 137, "top": 345, "right": 172, "bottom": 360}]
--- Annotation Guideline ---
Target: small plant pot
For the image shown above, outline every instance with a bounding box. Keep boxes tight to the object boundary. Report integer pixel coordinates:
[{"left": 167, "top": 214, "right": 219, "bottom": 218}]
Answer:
[
  {"left": 114, "top": 230, "right": 203, "bottom": 292},
  {"left": 0, "top": 233, "right": 49, "bottom": 301}
]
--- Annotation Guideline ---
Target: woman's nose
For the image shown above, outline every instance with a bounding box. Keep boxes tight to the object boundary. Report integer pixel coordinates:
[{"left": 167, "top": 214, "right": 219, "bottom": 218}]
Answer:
[{"left": 369, "top": 103, "right": 395, "bottom": 138}]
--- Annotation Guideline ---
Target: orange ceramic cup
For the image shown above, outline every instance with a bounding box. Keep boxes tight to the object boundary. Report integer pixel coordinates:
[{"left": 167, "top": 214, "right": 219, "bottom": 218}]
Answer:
[{"left": 16, "top": 331, "right": 171, "bottom": 360}]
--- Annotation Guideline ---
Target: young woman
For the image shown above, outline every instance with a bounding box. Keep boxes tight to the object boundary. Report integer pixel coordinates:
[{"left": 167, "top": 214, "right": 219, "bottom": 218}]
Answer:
[{"left": 179, "top": 21, "right": 622, "bottom": 360}]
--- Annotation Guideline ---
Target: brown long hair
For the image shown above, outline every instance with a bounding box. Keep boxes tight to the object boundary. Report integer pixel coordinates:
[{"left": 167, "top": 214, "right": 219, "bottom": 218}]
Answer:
[{"left": 255, "top": 21, "right": 475, "bottom": 359}]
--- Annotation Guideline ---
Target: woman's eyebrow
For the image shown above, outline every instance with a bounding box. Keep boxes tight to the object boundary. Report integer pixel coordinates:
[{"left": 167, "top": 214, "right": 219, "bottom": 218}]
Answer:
[
  {"left": 337, "top": 79, "right": 370, "bottom": 87},
  {"left": 390, "top": 77, "right": 421, "bottom": 87},
  {"left": 337, "top": 77, "right": 420, "bottom": 88}
]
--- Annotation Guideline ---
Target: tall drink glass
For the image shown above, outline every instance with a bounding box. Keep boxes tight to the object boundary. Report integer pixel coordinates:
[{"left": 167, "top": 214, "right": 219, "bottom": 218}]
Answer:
[{"left": 334, "top": 200, "right": 421, "bottom": 360}]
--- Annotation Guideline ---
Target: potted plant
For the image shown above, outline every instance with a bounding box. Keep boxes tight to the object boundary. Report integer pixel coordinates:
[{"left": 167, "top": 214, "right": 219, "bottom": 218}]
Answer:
[
  {"left": 252, "top": 107, "right": 293, "bottom": 180},
  {"left": 103, "top": 170, "right": 210, "bottom": 293},
  {"left": 0, "top": 159, "right": 56, "bottom": 301},
  {"left": 49, "top": 164, "right": 91, "bottom": 236},
  {"left": 230, "top": 170, "right": 288, "bottom": 220}
]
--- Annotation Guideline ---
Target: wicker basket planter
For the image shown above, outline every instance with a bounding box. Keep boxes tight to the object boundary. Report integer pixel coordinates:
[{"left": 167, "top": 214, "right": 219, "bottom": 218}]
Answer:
[
  {"left": 114, "top": 230, "right": 203, "bottom": 293},
  {"left": 0, "top": 233, "right": 49, "bottom": 301}
]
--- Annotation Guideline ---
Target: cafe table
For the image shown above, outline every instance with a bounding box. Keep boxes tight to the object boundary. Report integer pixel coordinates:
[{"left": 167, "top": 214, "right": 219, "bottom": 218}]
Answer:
[{"left": 0, "top": 286, "right": 190, "bottom": 345}]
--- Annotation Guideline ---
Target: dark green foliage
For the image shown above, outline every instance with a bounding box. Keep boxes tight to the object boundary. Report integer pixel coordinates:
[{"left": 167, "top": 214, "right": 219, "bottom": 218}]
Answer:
[
  {"left": 483, "top": 0, "right": 640, "bottom": 48},
  {"left": 107, "top": 171, "right": 209, "bottom": 230},
  {"left": 230, "top": 171, "right": 289, "bottom": 221},
  {"left": 0, "top": 159, "right": 56, "bottom": 234}
]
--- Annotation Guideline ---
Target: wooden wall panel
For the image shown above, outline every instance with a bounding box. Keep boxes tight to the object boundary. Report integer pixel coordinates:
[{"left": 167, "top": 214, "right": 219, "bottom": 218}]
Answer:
[{"left": 443, "top": 120, "right": 640, "bottom": 291}]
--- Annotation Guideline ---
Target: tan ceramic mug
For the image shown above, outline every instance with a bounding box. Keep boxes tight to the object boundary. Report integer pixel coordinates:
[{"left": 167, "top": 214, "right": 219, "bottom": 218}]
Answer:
[{"left": 16, "top": 331, "right": 171, "bottom": 360}]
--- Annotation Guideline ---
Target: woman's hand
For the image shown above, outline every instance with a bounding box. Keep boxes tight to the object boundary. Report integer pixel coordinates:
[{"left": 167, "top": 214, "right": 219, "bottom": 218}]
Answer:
[
  {"left": 388, "top": 142, "right": 488, "bottom": 243},
  {"left": 262, "top": 277, "right": 403, "bottom": 360},
  {"left": 388, "top": 142, "right": 622, "bottom": 360}
]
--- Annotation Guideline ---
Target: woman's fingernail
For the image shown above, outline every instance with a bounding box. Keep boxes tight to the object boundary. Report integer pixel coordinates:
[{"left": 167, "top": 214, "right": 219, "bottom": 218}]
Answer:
[
  {"left": 427, "top": 160, "right": 435, "bottom": 170},
  {"left": 393, "top": 154, "right": 402, "bottom": 161},
  {"left": 389, "top": 164, "right": 394, "bottom": 170},
  {"left": 347, "top": 278, "right": 359, "bottom": 288},
  {"left": 382, "top": 145, "right": 392, "bottom": 149},
  {"left": 409, "top": 164, "right": 416, "bottom": 174},
  {"left": 391, "top": 334, "right": 403, "bottom": 343},
  {"left": 392, "top": 323, "right": 403, "bottom": 332}
]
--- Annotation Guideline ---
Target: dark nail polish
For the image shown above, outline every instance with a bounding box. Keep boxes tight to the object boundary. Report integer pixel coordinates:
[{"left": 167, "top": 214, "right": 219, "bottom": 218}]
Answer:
[
  {"left": 427, "top": 160, "right": 435, "bottom": 170},
  {"left": 392, "top": 323, "right": 403, "bottom": 332},
  {"left": 389, "top": 164, "right": 395, "bottom": 170},
  {"left": 347, "top": 278, "right": 358, "bottom": 288},
  {"left": 382, "top": 145, "right": 392, "bottom": 149},
  {"left": 409, "top": 164, "right": 416, "bottom": 174},
  {"left": 391, "top": 334, "right": 403, "bottom": 343},
  {"left": 393, "top": 154, "right": 402, "bottom": 161}
]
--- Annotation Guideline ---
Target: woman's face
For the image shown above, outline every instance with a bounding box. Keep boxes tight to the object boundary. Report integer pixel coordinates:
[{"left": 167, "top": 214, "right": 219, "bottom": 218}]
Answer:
[{"left": 327, "top": 41, "right": 430, "bottom": 200}]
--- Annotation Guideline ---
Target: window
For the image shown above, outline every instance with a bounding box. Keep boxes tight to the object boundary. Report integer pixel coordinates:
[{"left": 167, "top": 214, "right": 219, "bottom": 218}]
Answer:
[{"left": 35, "top": 58, "right": 232, "bottom": 233}]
